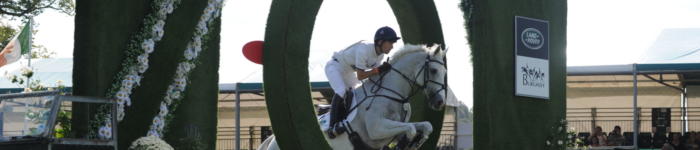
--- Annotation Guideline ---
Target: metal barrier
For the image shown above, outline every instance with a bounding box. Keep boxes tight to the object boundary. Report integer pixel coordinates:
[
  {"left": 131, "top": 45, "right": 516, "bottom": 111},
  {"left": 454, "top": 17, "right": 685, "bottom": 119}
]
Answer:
[
  {"left": 567, "top": 107, "right": 700, "bottom": 148},
  {"left": 567, "top": 107, "right": 700, "bottom": 133},
  {"left": 0, "top": 91, "right": 117, "bottom": 150}
]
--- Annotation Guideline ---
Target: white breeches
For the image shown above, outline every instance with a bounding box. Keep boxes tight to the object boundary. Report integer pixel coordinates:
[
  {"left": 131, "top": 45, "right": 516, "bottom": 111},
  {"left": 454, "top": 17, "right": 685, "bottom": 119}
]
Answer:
[{"left": 325, "top": 60, "right": 361, "bottom": 97}]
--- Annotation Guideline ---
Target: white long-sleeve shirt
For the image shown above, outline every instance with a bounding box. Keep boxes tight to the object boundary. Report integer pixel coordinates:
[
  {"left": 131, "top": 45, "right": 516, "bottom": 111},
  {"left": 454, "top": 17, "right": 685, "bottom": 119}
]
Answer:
[{"left": 332, "top": 40, "right": 385, "bottom": 71}]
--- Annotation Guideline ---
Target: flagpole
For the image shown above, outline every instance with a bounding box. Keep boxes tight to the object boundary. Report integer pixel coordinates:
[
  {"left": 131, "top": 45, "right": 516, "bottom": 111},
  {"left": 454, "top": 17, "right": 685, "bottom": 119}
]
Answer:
[
  {"left": 26, "top": 18, "right": 32, "bottom": 90},
  {"left": 27, "top": 18, "right": 32, "bottom": 66}
]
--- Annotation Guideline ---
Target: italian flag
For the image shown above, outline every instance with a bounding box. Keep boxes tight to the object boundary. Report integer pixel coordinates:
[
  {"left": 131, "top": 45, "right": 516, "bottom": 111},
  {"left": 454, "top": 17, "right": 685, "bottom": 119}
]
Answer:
[{"left": 0, "top": 21, "right": 32, "bottom": 67}]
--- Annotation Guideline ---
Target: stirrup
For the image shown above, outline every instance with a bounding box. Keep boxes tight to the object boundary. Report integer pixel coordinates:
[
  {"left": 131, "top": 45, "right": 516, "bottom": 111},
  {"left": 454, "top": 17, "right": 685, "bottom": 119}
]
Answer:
[{"left": 326, "top": 122, "right": 347, "bottom": 139}]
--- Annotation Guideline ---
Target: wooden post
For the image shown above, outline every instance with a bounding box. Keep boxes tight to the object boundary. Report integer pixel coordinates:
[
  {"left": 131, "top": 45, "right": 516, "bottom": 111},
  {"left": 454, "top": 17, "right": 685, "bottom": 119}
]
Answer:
[{"left": 249, "top": 126, "right": 254, "bottom": 150}]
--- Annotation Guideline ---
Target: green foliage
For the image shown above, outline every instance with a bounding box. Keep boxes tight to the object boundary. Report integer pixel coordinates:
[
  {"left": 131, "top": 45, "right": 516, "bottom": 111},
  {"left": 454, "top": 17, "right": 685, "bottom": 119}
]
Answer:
[
  {"left": 0, "top": 0, "right": 75, "bottom": 18},
  {"left": 55, "top": 110, "right": 72, "bottom": 138},
  {"left": 544, "top": 120, "right": 579, "bottom": 149},
  {"left": 31, "top": 45, "right": 56, "bottom": 58},
  {"left": 171, "top": 137, "right": 204, "bottom": 150},
  {"left": 0, "top": 24, "right": 16, "bottom": 47}
]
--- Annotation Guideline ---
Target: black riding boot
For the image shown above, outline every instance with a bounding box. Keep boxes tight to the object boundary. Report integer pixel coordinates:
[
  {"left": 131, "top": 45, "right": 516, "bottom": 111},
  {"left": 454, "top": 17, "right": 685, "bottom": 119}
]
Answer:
[
  {"left": 329, "top": 93, "right": 346, "bottom": 127},
  {"left": 327, "top": 93, "right": 346, "bottom": 138}
]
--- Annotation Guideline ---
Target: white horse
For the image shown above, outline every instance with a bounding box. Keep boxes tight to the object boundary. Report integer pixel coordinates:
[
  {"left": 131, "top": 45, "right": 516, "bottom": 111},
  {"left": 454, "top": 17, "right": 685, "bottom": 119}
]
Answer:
[{"left": 259, "top": 44, "right": 447, "bottom": 150}]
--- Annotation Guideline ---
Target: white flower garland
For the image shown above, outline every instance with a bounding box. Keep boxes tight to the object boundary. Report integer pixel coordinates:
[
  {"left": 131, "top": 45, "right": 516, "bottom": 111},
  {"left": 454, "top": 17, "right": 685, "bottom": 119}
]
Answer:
[
  {"left": 146, "top": 0, "right": 223, "bottom": 138},
  {"left": 129, "top": 136, "right": 174, "bottom": 150},
  {"left": 95, "top": 0, "right": 182, "bottom": 139}
]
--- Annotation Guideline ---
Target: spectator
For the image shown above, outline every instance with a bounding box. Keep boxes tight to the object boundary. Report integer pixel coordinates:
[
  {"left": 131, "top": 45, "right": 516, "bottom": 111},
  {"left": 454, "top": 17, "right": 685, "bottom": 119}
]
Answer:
[
  {"left": 607, "top": 126, "right": 625, "bottom": 146},
  {"left": 685, "top": 133, "right": 697, "bottom": 150},
  {"left": 669, "top": 133, "right": 684, "bottom": 150},
  {"left": 663, "top": 143, "right": 676, "bottom": 150},
  {"left": 653, "top": 127, "right": 669, "bottom": 148},
  {"left": 588, "top": 126, "right": 607, "bottom": 146}
]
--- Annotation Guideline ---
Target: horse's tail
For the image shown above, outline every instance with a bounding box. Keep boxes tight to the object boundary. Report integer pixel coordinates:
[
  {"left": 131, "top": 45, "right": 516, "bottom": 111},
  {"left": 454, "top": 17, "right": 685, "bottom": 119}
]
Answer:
[{"left": 257, "top": 135, "right": 276, "bottom": 150}]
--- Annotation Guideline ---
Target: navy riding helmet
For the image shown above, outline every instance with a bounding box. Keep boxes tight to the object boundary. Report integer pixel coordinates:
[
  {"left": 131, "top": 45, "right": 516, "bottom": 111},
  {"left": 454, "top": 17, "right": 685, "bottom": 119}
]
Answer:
[{"left": 374, "top": 26, "right": 401, "bottom": 43}]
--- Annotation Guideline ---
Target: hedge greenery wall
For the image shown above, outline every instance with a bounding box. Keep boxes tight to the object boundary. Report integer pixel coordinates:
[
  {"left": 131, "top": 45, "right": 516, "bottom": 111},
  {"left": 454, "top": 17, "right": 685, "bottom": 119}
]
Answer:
[
  {"left": 461, "top": 0, "right": 567, "bottom": 149},
  {"left": 73, "top": 0, "right": 220, "bottom": 149}
]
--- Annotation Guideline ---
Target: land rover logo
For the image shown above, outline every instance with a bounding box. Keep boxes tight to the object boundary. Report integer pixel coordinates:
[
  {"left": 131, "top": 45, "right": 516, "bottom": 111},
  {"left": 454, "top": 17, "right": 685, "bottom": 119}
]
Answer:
[{"left": 521, "top": 28, "right": 544, "bottom": 50}]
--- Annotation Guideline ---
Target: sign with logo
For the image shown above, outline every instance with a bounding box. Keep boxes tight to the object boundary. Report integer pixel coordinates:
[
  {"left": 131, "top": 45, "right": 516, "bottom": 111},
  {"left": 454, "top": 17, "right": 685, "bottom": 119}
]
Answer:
[{"left": 515, "top": 16, "right": 549, "bottom": 99}]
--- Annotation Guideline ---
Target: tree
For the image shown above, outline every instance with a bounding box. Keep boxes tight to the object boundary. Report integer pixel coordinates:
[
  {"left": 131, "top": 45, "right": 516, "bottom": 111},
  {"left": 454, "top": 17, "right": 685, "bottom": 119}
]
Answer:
[
  {"left": 0, "top": 24, "right": 16, "bottom": 48},
  {"left": 0, "top": 0, "right": 75, "bottom": 18},
  {"left": 0, "top": 0, "right": 73, "bottom": 56}
]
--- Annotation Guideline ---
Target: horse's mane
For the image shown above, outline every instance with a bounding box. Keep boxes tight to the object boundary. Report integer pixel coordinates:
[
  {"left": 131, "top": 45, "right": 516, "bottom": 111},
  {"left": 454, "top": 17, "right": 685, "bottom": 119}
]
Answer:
[{"left": 388, "top": 44, "right": 432, "bottom": 64}]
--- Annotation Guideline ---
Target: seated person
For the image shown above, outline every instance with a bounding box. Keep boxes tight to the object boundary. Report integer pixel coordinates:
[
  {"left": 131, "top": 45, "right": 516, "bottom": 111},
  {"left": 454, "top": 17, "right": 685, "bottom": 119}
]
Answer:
[
  {"left": 588, "top": 126, "right": 607, "bottom": 146},
  {"left": 669, "top": 133, "right": 684, "bottom": 150},
  {"left": 607, "top": 126, "right": 625, "bottom": 146}
]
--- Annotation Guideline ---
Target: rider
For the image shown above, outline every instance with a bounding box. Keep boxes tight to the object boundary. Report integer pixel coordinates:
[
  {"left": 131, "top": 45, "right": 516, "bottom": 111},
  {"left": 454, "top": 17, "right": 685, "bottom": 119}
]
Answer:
[{"left": 324, "top": 26, "right": 400, "bottom": 138}]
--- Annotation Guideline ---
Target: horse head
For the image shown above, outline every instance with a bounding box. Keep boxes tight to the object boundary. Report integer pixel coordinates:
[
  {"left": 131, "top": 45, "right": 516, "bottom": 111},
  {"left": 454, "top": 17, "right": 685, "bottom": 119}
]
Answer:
[
  {"left": 387, "top": 44, "right": 447, "bottom": 111},
  {"left": 419, "top": 44, "right": 447, "bottom": 111}
]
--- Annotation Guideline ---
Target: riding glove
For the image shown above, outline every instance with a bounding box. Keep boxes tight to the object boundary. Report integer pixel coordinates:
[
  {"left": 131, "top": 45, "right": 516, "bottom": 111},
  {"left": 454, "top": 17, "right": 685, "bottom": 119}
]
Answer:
[{"left": 378, "top": 62, "right": 392, "bottom": 73}]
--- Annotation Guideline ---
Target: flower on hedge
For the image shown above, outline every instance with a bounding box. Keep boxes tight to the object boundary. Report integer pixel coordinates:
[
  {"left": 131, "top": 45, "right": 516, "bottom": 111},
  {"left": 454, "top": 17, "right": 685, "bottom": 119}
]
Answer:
[
  {"left": 154, "top": 117, "right": 164, "bottom": 130},
  {"left": 196, "top": 22, "right": 208, "bottom": 35},
  {"left": 125, "top": 74, "right": 142, "bottom": 86},
  {"left": 180, "top": 62, "right": 193, "bottom": 73},
  {"left": 147, "top": 129, "right": 161, "bottom": 138},
  {"left": 117, "top": 105, "right": 125, "bottom": 120},
  {"left": 184, "top": 47, "right": 195, "bottom": 60},
  {"left": 165, "top": 3, "right": 174, "bottom": 14},
  {"left": 137, "top": 54, "right": 149, "bottom": 65},
  {"left": 159, "top": 102, "right": 169, "bottom": 117},
  {"left": 138, "top": 62, "right": 149, "bottom": 73},
  {"left": 129, "top": 136, "right": 173, "bottom": 150},
  {"left": 141, "top": 39, "right": 155, "bottom": 54},
  {"left": 174, "top": 76, "right": 187, "bottom": 91},
  {"left": 153, "top": 116, "right": 163, "bottom": 126},
  {"left": 121, "top": 80, "right": 134, "bottom": 92},
  {"left": 163, "top": 96, "right": 173, "bottom": 105},
  {"left": 99, "top": 126, "right": 112, "bottom": 139},
  {"left": 192, "top": 37, "right": 202, "bottom": 49},
  {"left": 115, "top": 90, "right": 130, "bottom": 104},
  {"left": 170, "top": 91, "right": 181, "bottom": 100},
  {"left": 153, "top": 20, "right": 166, "bottom": 40}
]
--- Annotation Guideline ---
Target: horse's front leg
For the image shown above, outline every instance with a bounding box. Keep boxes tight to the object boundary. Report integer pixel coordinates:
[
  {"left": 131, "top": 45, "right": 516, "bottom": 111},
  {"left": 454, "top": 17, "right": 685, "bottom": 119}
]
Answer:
[
  {"left": 410, "top": 121, "right": 433, "bottom": 149},
  {"left": 364, "top": 107, "right": 418, "bottom": 141}
]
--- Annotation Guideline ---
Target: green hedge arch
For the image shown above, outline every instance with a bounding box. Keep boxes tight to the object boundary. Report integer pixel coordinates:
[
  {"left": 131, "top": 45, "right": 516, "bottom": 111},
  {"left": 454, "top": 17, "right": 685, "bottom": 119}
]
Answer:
[
  {"left": 461, "top": 0, "right": 567, "bottom": 149},
  {"left": 262, "top": 0, "right": 445, "bottom": 149}
]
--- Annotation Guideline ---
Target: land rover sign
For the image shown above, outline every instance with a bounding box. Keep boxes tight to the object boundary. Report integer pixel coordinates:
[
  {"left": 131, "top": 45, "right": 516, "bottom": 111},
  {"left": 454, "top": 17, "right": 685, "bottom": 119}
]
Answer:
[{"left": 515, "top": 16, "right": 549, "bottom": 99}]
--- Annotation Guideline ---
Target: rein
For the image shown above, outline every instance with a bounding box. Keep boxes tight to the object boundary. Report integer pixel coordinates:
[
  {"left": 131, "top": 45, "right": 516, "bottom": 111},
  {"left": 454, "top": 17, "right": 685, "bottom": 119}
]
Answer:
[{"left": 346, "top": 55, "right": 447, "bottom": 113}]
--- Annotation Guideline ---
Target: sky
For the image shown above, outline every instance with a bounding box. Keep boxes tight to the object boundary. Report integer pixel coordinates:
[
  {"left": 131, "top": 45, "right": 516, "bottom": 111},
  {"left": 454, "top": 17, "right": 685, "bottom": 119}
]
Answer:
[
  {"left": 567, "top": 0, "right": 700, "bottom": 66},
  {"left": 3, "top": 0, "right": 700, "bottom": 108}
]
